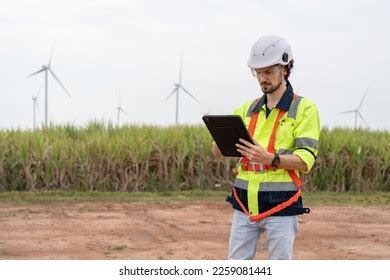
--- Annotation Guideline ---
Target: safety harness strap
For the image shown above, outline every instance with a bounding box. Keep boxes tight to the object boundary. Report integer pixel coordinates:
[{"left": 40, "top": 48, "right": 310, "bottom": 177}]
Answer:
[{"left": 239, "top": 109, "right": 259, "bottom": 170}]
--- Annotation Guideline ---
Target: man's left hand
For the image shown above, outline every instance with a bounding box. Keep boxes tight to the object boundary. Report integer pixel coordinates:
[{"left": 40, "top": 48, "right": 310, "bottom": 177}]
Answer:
[{"left": 235, "top": 138, "right": 273, "bottom": 165}]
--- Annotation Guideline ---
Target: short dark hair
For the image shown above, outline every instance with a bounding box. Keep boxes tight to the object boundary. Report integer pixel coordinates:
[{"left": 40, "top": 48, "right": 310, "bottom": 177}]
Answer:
[{"left": 284, "top": 60, "right": 294, "bottom": 81}]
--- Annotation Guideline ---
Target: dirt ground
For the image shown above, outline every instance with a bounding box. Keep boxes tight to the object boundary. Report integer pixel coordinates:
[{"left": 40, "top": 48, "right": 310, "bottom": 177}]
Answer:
[{"left": 0, "top": 201, "right": 389, "bottom": 260}]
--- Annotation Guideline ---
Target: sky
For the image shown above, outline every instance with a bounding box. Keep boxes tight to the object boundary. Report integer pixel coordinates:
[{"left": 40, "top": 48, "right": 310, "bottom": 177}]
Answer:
[{"left": 1, "top": 0, "right": 389, "bottom": 130}]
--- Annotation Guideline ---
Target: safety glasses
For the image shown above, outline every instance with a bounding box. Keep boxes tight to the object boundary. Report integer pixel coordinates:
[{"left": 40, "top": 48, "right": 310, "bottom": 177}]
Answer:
[{"left": 251, "top": 65, "right": 282, "bottom": 79}]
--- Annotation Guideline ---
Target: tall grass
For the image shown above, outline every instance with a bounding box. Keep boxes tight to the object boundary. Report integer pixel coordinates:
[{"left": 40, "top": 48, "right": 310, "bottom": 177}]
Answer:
[
  {"left": 0, "top": 123, "right": 388, "bottom": 192},
  {"left": 310, "top": 127, "right": 390, "bottom": 192}
]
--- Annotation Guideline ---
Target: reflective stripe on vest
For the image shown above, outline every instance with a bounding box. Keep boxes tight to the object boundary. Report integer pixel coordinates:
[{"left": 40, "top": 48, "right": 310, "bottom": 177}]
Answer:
[
  {"left": 248, "top": 181, "right": 260, "bottom": 215},
  {"left": 287, "top": 95, "right": 303, "bottom": 119},
  {"left": 234, "top": 178, "right": 297, "bottom": 191},
  {"left": 295, "top": 137, "right": 318, "bottom": 149}
]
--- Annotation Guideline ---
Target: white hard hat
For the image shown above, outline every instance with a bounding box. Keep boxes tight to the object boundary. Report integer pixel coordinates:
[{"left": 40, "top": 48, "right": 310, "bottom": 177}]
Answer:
[{"left": 247, "top": 35, "right": 293, "bottom": 69}]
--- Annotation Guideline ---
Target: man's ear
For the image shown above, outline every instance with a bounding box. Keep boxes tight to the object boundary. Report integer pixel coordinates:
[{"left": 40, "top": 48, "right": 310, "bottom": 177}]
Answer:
[{"left": 282, "top": 66, "right": 288, "bottom": 76}]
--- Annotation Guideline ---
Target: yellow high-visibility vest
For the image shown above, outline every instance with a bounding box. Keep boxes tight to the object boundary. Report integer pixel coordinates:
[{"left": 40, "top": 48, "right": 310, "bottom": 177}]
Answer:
[{"left": 231, "top": 86, "right": 321, "bottom": 216}]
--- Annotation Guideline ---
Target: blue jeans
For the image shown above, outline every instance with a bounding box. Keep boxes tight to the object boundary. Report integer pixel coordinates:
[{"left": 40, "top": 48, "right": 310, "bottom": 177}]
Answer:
[{"left": 228, "top": 210, "right": 299, "bottom": 260}]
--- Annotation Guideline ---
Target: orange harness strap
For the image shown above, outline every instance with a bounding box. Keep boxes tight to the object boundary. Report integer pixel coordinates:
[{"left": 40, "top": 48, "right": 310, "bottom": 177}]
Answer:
[
  {"left": 233, "top": 95, "right": 303, "bottom": 222},
  {"left": 239, "top": 111, "right": 260, "bottom": 171}
]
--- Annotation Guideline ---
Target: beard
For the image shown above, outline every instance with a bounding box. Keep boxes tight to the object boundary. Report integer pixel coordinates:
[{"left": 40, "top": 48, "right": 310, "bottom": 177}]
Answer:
[{"left": 260, "top": 77, "right": 284, "bottom": 94}]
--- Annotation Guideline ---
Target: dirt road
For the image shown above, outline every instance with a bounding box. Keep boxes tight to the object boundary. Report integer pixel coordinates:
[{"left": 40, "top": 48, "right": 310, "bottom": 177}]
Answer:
[{"left": 0, "top": 201, "right": 389, "bottom": 259}]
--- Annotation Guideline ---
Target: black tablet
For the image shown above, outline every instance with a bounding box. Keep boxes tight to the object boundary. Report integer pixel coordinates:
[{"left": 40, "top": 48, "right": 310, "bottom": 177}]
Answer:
[{"left": 202, "top": 115, "right": 254, "bottom": 157}]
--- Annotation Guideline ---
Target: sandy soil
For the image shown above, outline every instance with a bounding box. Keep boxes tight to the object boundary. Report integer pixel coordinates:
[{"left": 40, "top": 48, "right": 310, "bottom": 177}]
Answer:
[{"left": 0, "top": 201, "right": 389, "bottom": 260}]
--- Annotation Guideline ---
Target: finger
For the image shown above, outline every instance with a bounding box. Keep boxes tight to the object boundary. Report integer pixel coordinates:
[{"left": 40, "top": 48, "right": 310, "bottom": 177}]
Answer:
[
  {"left": 236, "top": 148, "right": 250, "bottom": 158},
  {"left": 235, "top": 143, "right": 250, "bottom": 151},
  {"left": 236, "top": 144, "right": 251, "bottom": 153},
  {"left": 238, "top": 147, "right": 254, "bottom": 159},
  {"left": 239, "top": 138, "right": 256, "bottom": 148},
  {"left": 246, "top": 138, "right": 265, "bottom": 150}
]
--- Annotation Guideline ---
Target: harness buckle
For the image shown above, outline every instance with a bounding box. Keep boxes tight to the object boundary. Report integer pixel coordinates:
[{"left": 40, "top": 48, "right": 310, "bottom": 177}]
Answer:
[{"left": 241, "top": 162, "right": 268, "bottom": 173}]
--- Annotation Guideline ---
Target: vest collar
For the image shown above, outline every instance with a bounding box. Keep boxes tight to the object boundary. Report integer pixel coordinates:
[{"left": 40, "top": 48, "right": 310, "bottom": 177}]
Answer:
[{"left": 251, "top": 82, "right": 294, "bottom": 114}]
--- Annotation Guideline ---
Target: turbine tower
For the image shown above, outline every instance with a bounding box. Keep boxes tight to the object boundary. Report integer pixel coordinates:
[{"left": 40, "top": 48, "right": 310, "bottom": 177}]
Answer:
[
  {"left": 32, "top": 88, "right": 41, "bottom": 130},
  {"left": 165, "top": 54, "right": 199, "bottom": 125},
  {"left": 27, "top": 44, "right": 71, "bottom": 127},
  {"left": 116, "top": 97, "right": 128, "bottom": 126},
  {"left": 339, "top": 88, "right": 369, "bottom": 129}
]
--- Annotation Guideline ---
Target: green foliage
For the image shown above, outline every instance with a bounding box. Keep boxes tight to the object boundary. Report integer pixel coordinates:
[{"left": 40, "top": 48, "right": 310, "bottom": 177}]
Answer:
[
  {"left": 308, "top": 127, "right": 390, "bottom": 192},
  {"left": 0, "top": 125, "right": 389, "bottom": 192}
]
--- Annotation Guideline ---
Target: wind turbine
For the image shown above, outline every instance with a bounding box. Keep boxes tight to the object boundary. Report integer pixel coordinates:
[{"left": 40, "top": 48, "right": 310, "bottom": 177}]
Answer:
[
  {"left": 116, "top": 97, "right": 128, "bottom": 126},
  {"left": 339, "top": 88, "right": 369, "bottom": 129},
  {"left": 165, "top": 54, "right": 199, "bottom": 125},
  {"left": 202, "top": 105, "right": 212, "bottom": 116},
  {"left": 32, "top": 87, "right": 42, "bottom": 129},
  {"left": 27, "top": 43, "right": 71, "bottom": 127}
]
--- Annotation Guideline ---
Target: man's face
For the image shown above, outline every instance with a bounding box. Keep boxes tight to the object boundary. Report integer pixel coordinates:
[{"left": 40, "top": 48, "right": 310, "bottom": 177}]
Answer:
[{"left": 252, "top": 64, "right": 286, "bottom": 94}]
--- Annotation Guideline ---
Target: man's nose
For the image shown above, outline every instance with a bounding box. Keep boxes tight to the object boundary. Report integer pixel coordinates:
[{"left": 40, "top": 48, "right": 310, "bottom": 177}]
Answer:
[{"left": 259, "top": 76, "right": 268, "bottom": 83}]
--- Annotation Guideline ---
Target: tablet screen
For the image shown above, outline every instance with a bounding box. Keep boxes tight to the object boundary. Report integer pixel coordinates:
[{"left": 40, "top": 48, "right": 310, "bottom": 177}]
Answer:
[{"left": 202, "top": 115, "right": 253, "bottom": 157}]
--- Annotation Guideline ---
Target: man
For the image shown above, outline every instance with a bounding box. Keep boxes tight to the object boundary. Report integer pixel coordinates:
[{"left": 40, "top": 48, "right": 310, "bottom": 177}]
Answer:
[{"left": 212, "top": 35, "right": 320, "bottom": 260}]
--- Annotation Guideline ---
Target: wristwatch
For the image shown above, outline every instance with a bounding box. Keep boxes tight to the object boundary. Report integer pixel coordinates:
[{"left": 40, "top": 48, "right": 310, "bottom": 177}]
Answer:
[{"left": 271, "top": 152, "right": 280, "bottom": 167}]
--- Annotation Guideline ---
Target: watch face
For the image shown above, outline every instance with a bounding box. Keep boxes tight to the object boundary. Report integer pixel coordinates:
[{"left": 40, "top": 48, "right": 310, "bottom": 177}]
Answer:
[{"left": 272, "top": 154, "right": 280, "bottom": 166}]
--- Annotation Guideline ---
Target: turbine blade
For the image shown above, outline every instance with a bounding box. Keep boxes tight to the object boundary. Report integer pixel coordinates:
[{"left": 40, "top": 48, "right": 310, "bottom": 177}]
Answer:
[
  {"left": 179, "top": 85, "right": 199, "bottom": 102},
  {"left": 49, "top": 68, "right": 71, "bottom": 97},
  {"left": 358, "top": 88, "right": 369, "bottom": 110},
  {"left": 357, "top": 111, "right": 368, "bottom": 126},
  {"left": 35, "top": 85, "right": 42, "bottom": 98},
  {"left": 165, "top": 86, "right": 178, "bottom": 101},
  {"left": 179, "top": 53, "right": 183, "bottom": 84},
  {"left": 27, "top": 68, "right": 45, "bottom": 78},
  {"left": 48, "top": 41, "right": 56, "bottom": 67},
  {"left": 120, "top": 108, "right": 128, "bottom": 115},
  {"left": 33, "top": 86, "right": 42, "bottom": 99},
  {"left": 338, "top": 109, "right": 356, "bottom": 115}
]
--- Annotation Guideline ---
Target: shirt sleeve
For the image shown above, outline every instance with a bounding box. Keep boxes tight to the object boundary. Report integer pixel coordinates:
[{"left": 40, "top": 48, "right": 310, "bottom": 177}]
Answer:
[{"left": 292, "top": 102, "right": 321, "bottom": 173}]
